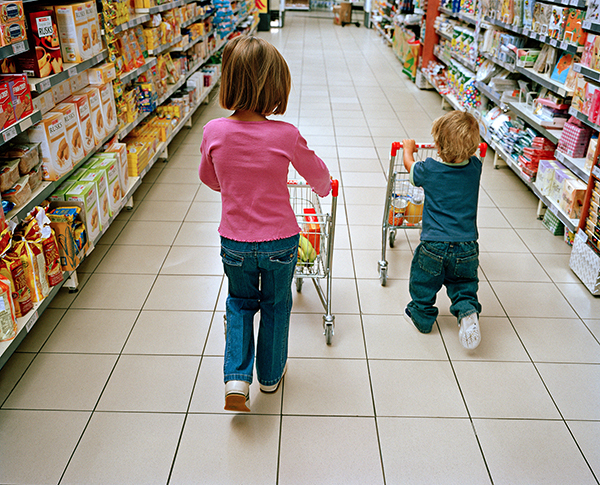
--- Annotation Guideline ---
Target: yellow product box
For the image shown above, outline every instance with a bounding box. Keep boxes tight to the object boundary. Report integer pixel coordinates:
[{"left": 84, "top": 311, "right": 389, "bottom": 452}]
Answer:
[
  {"left": 65, "top": 181, "right": 100, "bottom": 241},
  {"left": 32, "top": 89, "right": 55, "bottom": 115},
  {"left": 87, "top": 63, "right": 116, "bottom": 85},
  {"left": 97, "top": 82, "right": 117, "bottom": 133},
  {"left": 79, "top": 168, "right": 109, "bottom": 226},
  {"left": 89, "top": 157, "right": 121, "bottom": 215},
  {"left": 559, "top": 178, "right": 587, "bottom": 219},
  {"left": 105, "top": 142, "right": 129, "bottom": 196},
  {"left": 52, "top": 78, "right": 72, "bottom": 105},
  {"left": 69, "top": 71, "right": 89, "bottom": 93},
  {"left": 77, "top": 86, "right": 105, "bottom": 142},
  {"left": 65, "top": 93, "right": 95, "bottom": 153},
  {"left": 50, "top": 102, "right": 85, "bottom": 163},
  {"left": 25, "top": 111, "right": 73, "bottom": 181},
  {"left": 84, "top": 1, "right": 102, "bottom": 56},
  {"left": 54, "top": 3, "right": 93, "bottom": 63},
  {"left": 126, "top": 141, "right": 148, "bottom": 176}
]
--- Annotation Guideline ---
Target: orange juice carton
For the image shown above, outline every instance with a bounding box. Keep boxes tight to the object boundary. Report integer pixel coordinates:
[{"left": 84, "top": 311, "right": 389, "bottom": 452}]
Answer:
[
  {"left": 77, "top": 86, "right": 105, "bottom": 143},
  {"left": 65, "top": 181, "right": 99, "bottom": 241},
  {"left": 25, "top": 111, "right": 73, "bottom": 180},
  {"left": 66, "top": 93, "right": 95, "bottom": 153},
  {"left": 54, "top": 3, "right": 92, "bottom": 63},
  {"left": 51, "top": 102, "right": 85, "bottom": 163}
]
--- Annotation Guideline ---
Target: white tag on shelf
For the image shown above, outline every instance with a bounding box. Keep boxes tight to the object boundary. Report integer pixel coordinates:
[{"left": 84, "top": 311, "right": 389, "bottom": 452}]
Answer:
[
  {"left": 523, "top": 27, "right": 530, "bottom": 36},
  {"left": 560, "top": 41, "right": 569, "bottom": 50},
  {"left": 12, "top": 41, "right": 26, "bottom": 55},
  {"left": 2, "top": 125, "right": 17, "bottom": 143},
  {"left": 96, "top": 53, "right": 104, "bottom": 63},
  {"left": 550, "top": 38, "right": 558, "bottom": 46},
  {"left": 576, "top": 229, "right": 588, "bottom": 243},
  {"left": 68, "top": 66, "right": 78, "bottom": 77},
  {"left": 550, "top": 203, "right": 559, "bottom": 216},
  {"left": 19, "top": 116, "right": 32, "bottom": 131},
  {"left": 26, "top": 311, "right": 39, "bottom": 333},
  {"left": 583, "top": 20, "right": 592, "bottom": 30},
  {"left": 593, "top": 165, "right": 600, "bottom": 179},
  {"left": 539, "top": 34, "right": 547, "bottom": 42},
  {"left": 39, "top": 78, "right": 51, "bottom": 92}
]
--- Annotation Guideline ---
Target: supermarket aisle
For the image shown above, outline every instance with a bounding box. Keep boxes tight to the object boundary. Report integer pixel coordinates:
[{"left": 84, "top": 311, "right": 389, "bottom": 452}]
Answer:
[{"left": 2, "top": 13, "right": 600, "bottom": 485}]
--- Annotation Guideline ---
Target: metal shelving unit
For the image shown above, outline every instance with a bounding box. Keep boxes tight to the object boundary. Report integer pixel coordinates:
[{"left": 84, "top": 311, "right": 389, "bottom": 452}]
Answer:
[
  {"left": 0, "top": 110, "right": 42, "bottom": 147},
  {"left": 0, "top": 40, "right": 29, "bottom": 60},
  {"left": 113, "top": 13, "right": 151, "bottom": 34},
  {"left": 120, "top": 56, "right": 158, "bottom": 84},
  {"left": 507, "top": 101, "right": 562, "bottom": 145}
]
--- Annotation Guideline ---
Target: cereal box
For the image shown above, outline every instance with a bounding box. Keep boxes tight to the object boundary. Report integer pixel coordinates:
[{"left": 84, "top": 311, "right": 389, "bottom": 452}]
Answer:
[
  {"left": 54, "top": 3, "right": 92, "bottom": 63},
  {"left": 77, "top": 86, "right": 105, "bottom": 143},
  {"left": 66, "top": 93, "right": 95, "bottom": 152},
  {"left": 51, "top": 102, "right": 85, "bottom": 163}
]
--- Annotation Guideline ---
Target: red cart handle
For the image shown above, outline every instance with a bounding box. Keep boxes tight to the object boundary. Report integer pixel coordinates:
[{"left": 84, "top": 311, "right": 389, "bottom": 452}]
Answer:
[
  {"left": 331, "top": 178, "right": 339, "bottom": 197},
  {"left": 479, "top": 142, "right": 487, "bottom": 158}
]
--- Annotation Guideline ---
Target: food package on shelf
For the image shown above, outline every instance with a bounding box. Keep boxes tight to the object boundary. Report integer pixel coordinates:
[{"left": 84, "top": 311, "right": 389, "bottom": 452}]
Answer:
[
  {"left": 55, "top": 3, "right": 93, "bottom": 63},
  {"left": 0, "top": 19, "right": 26, "bottom": 47},
  {"left": 88, "top": 157, "right": 121, "bottom": 215},
  {"left": 0, "top": 158, "right": 19, "bottom": 192},
  {"left": 67, "top": 93, "right": 96, "bottom": 152},
  {"left": 26, "top": 163, "right": 42, "bottom": 192},
  {"left": 50, "top": 102, "right": 84, "bottom": 164},
  {"left": 0, "top": 73, "right": 33, "bottom": 121},
  {"left": 2, "top": 175, "right": 31, "bottom": 206},
  {"left": 78, "top": 169, "right": 110, "bottom": 227},
  {"left": 0, "top": 273, "right": 17, "bottom": 342},
  {"left": 32, "top": 89, "right": 54, "bottom": 115},
  {"left": 47, "top": 203, "right": 88, "bottom": 271},
  {"left": 69, "top": 72, "right": 89, "bottom": 94},
  {"left": 16, "top": 8, "right": 63, "bottom": 77},
  {"left": 0, "top": 141, "right": 41, "bottom": 175},
  {"left": 105, "top": 141, "right": 128, "bottom": 197},
  {"left": 65, "top": 181, "right": 100, "bottom": 242},
  {"left": 24, "top": 111, "right": 73, "bottom": 181},
  {"left": 84, "top": 1, "right": 102, "bottom": 56},
  {"left": 584, "top": 137, "right": 598, "bottom": 173},
  {"left": 48, "top": 178, "right": 75, "bottom": 202},
  {"left": 559, "top": 177, "right": 587, "bottom": 219},
  {"left": 0, "top": 227, "right": 33, "bottom": 318},
  {"left": 0, "top": 79, "right": 16, "bottom": 130},
  {"left": 11, "top": 237, "right": 49, "bottom": 303},
  {"left": 125, "top": 140, "right": 149, "bottom": 176},
  {"left": 87, "top": 62, "right": 116, "bottom": 85},
  {"left": 78, "top": 86, "right": 106, "bottom": 143},
  {"left": 52, "top": 78, "right": 72, "bottom": 105},
  {"left": 98, "top": 83, "right": 117, "bottom": 133}
]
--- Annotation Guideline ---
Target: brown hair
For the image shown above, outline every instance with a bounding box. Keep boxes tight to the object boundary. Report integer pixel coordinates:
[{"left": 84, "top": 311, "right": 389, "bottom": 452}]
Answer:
[
  {"left": 431, "top": 111, "right": 480, "bottom": 163},
  {"left": 219, "top": 35, "right": 291, "bottom": 116}
]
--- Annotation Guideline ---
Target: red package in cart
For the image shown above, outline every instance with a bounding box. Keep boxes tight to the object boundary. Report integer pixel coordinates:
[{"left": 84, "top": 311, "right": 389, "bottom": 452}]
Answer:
[{"left": 303, "top": 207, "right": 320, "bottom": 254}]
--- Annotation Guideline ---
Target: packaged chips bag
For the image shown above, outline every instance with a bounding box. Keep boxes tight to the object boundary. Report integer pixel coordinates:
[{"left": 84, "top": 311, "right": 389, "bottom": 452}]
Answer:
[{"left": 0, "top": 274, "right": 17, "bottom": 342}]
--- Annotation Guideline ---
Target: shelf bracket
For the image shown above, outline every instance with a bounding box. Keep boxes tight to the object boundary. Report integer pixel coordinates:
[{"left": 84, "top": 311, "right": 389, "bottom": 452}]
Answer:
[
  {"left": 537, "top": 199, "right": 546, "bottom": 220},
  {"left": 126, "top": 196, "right": 135, "bottom": 211},
  {"left": 64, "top": 271, "right": 79, "bottom": 293}
]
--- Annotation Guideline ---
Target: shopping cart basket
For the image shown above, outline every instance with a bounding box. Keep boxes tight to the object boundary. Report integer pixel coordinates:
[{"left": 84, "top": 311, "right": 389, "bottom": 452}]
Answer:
[
  {"left": 289, "top": 179, "right": 339, "bottom": 344},
  {"left": 378, "top": 141, "right": 487, "bottom": 286}
]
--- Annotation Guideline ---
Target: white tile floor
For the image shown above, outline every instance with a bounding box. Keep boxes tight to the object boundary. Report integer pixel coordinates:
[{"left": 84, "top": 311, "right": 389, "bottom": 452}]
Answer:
[{"left": 1, "top": 13, "right": 600, "bottom": 485}]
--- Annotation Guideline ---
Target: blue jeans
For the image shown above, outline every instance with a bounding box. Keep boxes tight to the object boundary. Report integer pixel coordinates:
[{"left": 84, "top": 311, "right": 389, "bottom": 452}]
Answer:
[
  {"left": 221, "top": 234, "right": 299, "bottom": 386},
  {"left": 407, "top": 241, "right": 481, "bottom": 333}
]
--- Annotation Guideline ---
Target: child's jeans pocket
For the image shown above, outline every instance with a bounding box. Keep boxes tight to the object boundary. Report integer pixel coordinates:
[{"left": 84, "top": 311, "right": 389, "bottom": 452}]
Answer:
[
  {"left": 418, "top": 244, "right": 444, "bottom": 276},
  {"left": 454, "top": 243, "right": 479, "bottom": 279}
]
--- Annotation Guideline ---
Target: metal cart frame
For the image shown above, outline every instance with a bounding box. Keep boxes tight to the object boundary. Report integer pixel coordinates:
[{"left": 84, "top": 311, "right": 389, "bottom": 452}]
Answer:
[
  {"left": 378, "top": 142, "right": 487, "bottom": 286},
  {"left": 289, "top": 179, "right": 339, "bottom": 344}
]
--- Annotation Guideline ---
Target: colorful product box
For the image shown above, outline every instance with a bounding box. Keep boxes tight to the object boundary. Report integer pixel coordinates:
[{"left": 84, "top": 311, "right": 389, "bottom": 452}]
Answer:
[
  {"left": 65, "top": 182, "right": 99, "bottom": 242},
  {"left": 89, "top": 156, "right": 121, "bottom": 214},
  {"left": 32, "top": 89, "right": 54, "bottom": 115},
  {"left": 78, "top": 169, "right": 109, "bottom": 228},
  {"left": 105, "top": 142, "right": 129, "bottom": 197},
  {"left": 66, "top": 93, "right": 95, "bottom": 152},
  {"left": 16, "top": 9, "right": 63, "bottom": 78},
  {"left": 0, "top": 2, "right": 24, "bottom": 24},
  {"left": 0, "top": 73, "right": 32, "bottom": 121},
  {"left": 51, "top": 102, "right": 85, "bottom": 164},
  {"left": 77, "top": 86, "right": 105, "bottom": 143},
  {"left": 0, "top": 79, "right": 16, "bottom": 129},
  {"left": 560, "top": 177, "right": 587, "bottom": 219},
  {"left": 87, "top": 63, "right": 115, "bottom": 85},
  {"left": 84, "top": 1, "right": 101, "bottom": 56},
  {"left": 54, "top": 3, "right": 92, "bottom": 63}
]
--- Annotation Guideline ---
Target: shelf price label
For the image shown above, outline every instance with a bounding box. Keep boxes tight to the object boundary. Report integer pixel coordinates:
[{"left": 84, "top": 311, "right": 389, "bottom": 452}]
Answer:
[
  {"left": 522, "top": 27, "right": 530, "bottom": 36},
  {"left": 576, "top": 229, "right": 588, "bottom": 243},
  {"left": 549, "top": 203, "right": 559, "bottom": 217},
  {"left": 2, "top": 125, "right": 17, "bottom": 143},
  {"left": 593, "top": 165, "right": 600, "bottom": 179},
  {"left": 560, "top": 40, "right": 569, "bottom": 51},
  {"left": 12, "top": 41, "right": 26, "bottom": 55},
  {"left": 26, "top": 311, "right": 39, "bottom": 333},
  {"left": 549, "top": 38, "right": 558, "bottom": 47},
  {"left": 583, "top": 20, "right": 592, "bottom": 30},
  {"left": 68, "top": 66, "right": 78, "bottom": 77},
  {"left": 39, "top": 78, "right": 51, "bottom": 92}
]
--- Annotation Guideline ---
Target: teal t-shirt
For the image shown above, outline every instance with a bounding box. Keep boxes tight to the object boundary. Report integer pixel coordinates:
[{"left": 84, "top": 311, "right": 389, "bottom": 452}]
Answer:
[{"left": 410, "top": 156, "right": 482, "bottom": 242}]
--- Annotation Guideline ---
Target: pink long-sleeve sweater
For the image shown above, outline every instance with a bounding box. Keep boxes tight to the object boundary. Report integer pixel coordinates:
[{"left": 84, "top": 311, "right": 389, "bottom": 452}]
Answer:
[{"left": 199, "top": 118, "right": 331, "bottom": 242}]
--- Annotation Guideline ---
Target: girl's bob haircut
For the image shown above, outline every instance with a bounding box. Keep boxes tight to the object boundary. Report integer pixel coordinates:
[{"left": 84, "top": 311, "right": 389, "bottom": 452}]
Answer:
[
  {"left": 219, "top": 35, "right": 291, "bottom": 116},
  {"left": 431, "top": 110, "right": 480, "bottom": 164}
]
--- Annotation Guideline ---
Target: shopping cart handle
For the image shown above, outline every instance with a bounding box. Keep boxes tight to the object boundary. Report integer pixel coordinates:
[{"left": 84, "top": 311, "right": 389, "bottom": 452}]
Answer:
[
  {"left": 479, "top": 142, "right": 487, "bottom": 159},
  {"left": 391, "top": 142, "right": 402, "bottom": 157},
  {"left": 331, "top": 178, "right": 339, "bottom": 197}
]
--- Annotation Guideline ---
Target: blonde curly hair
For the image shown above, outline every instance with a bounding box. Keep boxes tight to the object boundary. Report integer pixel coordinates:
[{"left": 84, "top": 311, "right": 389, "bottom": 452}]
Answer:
[{"left": 431, "top": 111, "right": 480, "bottom": 164}]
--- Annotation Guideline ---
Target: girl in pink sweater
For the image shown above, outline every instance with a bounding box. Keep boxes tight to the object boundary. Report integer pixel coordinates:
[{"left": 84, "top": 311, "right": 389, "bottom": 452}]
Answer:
[{"left": 199, "top": 35, "right": 331, "bottom": 412}]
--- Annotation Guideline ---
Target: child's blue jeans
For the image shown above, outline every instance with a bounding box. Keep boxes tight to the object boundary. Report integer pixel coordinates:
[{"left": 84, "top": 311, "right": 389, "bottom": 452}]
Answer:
[
  {"left": 407, "top": 241, "right": 481, "bottom": 333},
  {"left": 221, "top": 234, "right": 299, "bottom": 386}
]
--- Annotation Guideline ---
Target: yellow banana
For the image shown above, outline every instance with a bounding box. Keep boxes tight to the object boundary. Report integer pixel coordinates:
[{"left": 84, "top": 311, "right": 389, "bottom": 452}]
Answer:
[{"left": 298, "top": 234, "right": 316, "bottom": 263}]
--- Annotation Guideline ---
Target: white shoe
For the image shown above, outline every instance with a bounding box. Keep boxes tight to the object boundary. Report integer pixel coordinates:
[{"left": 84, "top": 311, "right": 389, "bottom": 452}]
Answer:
[
  {"left": 259, "top": 363, "right": 287, "bottom": 393},
  {"left": 459, "top": 313, "right": 481, "bottom": 350},
  {"left": 224, "top": 380, "right": 250, "bottom": 412}
]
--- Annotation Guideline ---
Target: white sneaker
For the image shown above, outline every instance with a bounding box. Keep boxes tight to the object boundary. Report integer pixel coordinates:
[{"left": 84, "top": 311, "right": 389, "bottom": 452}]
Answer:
[
  {"left": 459, "top": 313, "right": 481, "bottom": 350},
  {"left": 259, "top": 363, "right": 287, "bottom": 393},
  {"left": 224, "top": 380, "right": 250, "bottom": 412}
]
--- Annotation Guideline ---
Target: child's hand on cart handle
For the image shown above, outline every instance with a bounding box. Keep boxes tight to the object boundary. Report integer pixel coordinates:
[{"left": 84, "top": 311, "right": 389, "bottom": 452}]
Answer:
[{"left": 402, "top": 139, "right": 417, "bottom": 172}]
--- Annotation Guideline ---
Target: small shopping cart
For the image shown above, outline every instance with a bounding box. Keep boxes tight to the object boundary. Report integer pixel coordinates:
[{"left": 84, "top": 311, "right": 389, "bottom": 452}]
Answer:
[
  {"left": 378, "top": 141, "right": 487, "bottom": 286},
  {"left": 289, "top": 179, "right": 339, "bottom": 344}
]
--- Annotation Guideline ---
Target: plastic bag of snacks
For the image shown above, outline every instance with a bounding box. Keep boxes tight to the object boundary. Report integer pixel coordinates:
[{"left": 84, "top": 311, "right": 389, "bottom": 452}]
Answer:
[
  {"left": 12, "top": 238, "right": 49, "bottom": 303},
  {"left": 0, "top": 274, "right": 17, "bottom": 342},
  {"left": 0, "top": 228, "right": 33, "bottom": 319}
]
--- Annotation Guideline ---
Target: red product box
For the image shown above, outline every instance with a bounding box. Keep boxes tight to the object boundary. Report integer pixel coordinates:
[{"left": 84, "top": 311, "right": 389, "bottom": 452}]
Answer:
[
  {"left": 0, "top": 73, "right": 32, "bottom": 120},
  {"left": 303, "top": 207, "right": 321, "bottom": 254},
  {"left": 16, "top": 9, "right": 63, "bottom": 78},
  {"left": 0, "top": 80, "right": 16, "bottom": 129},
  {"left": 0, "top": 19, "right": 25, "bottom": 46}
]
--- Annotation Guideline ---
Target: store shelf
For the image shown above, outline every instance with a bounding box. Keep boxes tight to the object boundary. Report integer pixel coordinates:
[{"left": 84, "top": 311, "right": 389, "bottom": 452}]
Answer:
[
  {"left": 573, "top": 63, "right": 600, "bottom": 83},
  {"left": 568, "top": 106, "right": 600, "bottom": 133},
  {"left": 135, "top": 0, "right": 183, "bottom": 14},
  {"left": 28, "top": 51, "right": 109, "bottom": 94},
  {"left": 0, "top": 110, "right": 42, "bottom": 147},
  {"left": 482, "top": 52, "right": 517, "bottom": 73},
  {"left": 181, "top": 10, "right": 211, "bottom": 27},
  {"left": 515, "top": 65, "right": 572, "bottom": 97},
  {"left": 554, "top": 150, "right": 590, "bottom": 182},
  {"left": 113, "top": 13, "right": 151, "bottom": 34},
  {"left": 171, "top": 33, "right": 207, "bottom": 52},
  {"left": 5, "top": 127, "right": 119, "bottom": 224},
  {"left": 457, "top": 12, "right": 476, "bottom": 25},
  {"left": 147, "top": 35, "right": 183, "bottom": 56},
  {"left": 120, "top": 56, "right": 157, "bottom": 84},
  {"left": 582, "top": 20, "right": 600, "bottom": 34},
  {"left": 507, "top": 101, "right": 562, "bottom": 144},
  {"left": 451, "top": 52, "right": 477, "bottom": 72},
  {"left": 0, "top": 40, "right": 29, "bottom": 61},
  {"left": 475, "top": 81, "right": 506, "bottom": 109}
]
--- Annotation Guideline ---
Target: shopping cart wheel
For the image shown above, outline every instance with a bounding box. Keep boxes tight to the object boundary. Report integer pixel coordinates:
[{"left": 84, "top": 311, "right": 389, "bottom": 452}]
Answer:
[
  {"left": 296, "top": 276, "right": 303, "bottom": 292},
  {"left": 323, "top": 316, "right": 335, "bottom": 345},
  {"left": 379, "top": 266, "right": 388, "bottom": 286},
  {"left": 389, "top": 230, "right": 396, "bottom": 248}
]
